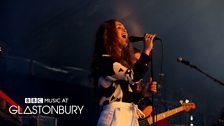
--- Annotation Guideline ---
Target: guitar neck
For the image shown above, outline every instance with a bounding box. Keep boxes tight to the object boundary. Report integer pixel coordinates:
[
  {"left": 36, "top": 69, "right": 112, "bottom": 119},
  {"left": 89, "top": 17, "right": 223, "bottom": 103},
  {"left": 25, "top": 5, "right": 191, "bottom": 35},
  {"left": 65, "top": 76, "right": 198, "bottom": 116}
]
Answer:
[{"left": 147, "top": 106, "right": 184, "bottom": 124}]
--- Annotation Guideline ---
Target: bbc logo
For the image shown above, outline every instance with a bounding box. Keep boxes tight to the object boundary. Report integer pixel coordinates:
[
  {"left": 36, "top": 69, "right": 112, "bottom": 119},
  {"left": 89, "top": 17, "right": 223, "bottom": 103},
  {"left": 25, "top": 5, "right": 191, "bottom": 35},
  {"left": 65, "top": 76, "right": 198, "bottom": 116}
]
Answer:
[{"left": 25, "top": 98, "right": 43, "bottom": 104}]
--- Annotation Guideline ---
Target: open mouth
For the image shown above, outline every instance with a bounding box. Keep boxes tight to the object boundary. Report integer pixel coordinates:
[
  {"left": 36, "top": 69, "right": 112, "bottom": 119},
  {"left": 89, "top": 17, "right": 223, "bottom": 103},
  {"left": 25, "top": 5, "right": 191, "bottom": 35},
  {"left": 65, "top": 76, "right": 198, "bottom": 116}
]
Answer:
[{"left": 122, "top": 34, "right": 127, "bottom": 39}]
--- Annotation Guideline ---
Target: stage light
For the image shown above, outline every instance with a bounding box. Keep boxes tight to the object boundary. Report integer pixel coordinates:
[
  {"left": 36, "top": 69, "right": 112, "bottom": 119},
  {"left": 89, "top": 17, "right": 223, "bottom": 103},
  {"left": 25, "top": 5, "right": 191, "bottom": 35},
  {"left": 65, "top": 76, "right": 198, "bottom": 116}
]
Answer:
[
  {"left": 190, "top": 115, "right": 193, "bottom": 121},
  {"left": 190, "top": 114, "right": 194, "bottom": 126}
]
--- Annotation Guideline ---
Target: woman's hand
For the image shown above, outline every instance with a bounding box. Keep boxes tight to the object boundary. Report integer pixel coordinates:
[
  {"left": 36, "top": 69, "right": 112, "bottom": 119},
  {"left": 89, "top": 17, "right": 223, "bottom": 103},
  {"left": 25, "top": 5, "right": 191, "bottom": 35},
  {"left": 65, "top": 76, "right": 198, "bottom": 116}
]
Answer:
[
  {"left": 143, "top": 33, "right": 156, "bottom": 56},
  {"left": 142, "top": 77, "right": 157, "bottom": 97}
]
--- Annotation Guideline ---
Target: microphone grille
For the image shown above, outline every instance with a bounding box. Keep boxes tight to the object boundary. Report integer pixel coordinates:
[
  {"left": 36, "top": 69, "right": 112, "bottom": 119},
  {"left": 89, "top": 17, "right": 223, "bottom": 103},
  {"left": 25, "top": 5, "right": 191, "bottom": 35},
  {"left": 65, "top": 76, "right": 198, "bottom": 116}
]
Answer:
[
  {"left": 129, "top": 36, "right": 143, "bottom": 42},
  {"left": 177, "top": 57, "right": 183, "bottom": 62}
]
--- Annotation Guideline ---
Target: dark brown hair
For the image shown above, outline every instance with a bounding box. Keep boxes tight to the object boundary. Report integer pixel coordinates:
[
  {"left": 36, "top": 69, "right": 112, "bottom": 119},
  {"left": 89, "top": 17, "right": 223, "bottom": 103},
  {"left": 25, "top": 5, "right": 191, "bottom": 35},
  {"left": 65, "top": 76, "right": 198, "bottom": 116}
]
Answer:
[{"left": 92, "top": 19, "right": 135, "bottom": 68}]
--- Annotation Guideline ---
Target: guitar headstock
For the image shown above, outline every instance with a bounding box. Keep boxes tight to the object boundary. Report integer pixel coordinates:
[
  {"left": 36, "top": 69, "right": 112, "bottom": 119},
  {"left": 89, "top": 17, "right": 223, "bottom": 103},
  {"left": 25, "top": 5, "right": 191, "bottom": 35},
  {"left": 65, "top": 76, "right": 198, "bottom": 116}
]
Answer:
[{"left": 180, "top": 100, "right": 196, "bottom": 112}]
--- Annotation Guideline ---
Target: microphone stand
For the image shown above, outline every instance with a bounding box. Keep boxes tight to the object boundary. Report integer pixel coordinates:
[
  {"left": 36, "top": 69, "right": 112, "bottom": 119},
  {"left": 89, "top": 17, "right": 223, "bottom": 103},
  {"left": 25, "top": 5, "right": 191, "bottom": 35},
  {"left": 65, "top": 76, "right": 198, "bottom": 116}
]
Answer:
[
  {"left": 150, "top": 50, "right": 156, "bottom": 126},
  {"left": 181, "top": 62, "right": 224, "bottom": 86}
]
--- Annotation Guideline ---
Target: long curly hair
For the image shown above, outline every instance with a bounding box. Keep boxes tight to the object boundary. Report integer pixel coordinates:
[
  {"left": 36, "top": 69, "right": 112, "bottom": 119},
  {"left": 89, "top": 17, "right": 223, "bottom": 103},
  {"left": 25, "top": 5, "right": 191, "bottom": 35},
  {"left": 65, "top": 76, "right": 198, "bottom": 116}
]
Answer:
[{"left": 92, "top": 19, "right": 135, "bottom": 68}]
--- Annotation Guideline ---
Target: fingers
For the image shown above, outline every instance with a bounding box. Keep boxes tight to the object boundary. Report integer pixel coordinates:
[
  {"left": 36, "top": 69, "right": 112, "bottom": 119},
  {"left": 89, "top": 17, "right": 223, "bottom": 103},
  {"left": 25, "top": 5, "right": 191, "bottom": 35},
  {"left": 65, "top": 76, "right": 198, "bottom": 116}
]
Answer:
[
  {"left": 144, "top": 33, "right": 156, "bottom": 41},
  {"left": 143, "top": 81, "right": 157, "bottom": 93},
  {"left": 150, "top": 81, "right": 157, "bottom": 93},
  {"left": 148, "top": 77, "right": 157, "bottom": 93},
  {"left": 142, "top": 81, "right": 157, "bottom": 97},
  {"left": 143, "top": 33, "right": 156, "bottom": 55}
]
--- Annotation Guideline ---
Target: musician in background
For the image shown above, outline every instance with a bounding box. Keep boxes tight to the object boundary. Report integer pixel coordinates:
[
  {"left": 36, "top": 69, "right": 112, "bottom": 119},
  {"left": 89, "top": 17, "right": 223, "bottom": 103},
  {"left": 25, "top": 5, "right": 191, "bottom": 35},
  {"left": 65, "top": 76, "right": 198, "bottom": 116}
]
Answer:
[{"left": 133, "top": 47, "right": 157, "bottom": 97}]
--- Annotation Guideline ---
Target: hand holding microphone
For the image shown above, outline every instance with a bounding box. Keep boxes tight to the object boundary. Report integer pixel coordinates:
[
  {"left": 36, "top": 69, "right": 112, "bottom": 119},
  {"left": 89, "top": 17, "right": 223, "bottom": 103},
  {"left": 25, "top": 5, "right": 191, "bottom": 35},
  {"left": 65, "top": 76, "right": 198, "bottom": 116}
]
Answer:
[
  {"left": 143, "top": 33, "right": 156, "bottom": 56},
  {"left": 128, "top": 33, "right": 161, "bottom": 55},
  {"left": 129, "top": 33, "right": 159, "bottom": 55}
]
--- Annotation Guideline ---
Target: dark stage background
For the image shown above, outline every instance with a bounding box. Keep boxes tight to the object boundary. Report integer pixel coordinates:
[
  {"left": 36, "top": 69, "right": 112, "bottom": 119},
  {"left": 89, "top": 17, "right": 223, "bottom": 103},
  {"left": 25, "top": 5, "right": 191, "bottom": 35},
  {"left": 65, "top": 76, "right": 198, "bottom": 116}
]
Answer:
[{"left": 0, "top": 0, "right": 224, "bottom": 126}]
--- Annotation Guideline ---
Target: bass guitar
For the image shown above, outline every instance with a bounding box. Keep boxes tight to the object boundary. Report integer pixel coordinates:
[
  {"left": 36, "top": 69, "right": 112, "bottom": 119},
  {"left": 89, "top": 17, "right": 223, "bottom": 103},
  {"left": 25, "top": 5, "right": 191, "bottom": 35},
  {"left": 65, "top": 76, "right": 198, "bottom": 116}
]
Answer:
[{"left": 139, "top": 102, "right": 196, "bottom": 126}]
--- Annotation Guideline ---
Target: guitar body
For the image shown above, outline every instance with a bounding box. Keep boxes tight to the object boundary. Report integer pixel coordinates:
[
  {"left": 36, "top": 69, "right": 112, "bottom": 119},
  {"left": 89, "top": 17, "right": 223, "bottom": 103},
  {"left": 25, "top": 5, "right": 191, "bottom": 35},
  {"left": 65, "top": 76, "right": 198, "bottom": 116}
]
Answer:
[
  {"left": 139, "top": 105, "right": 171, "bottom": 126},
  {"left": 142, "top": 105, "right": 152, "bottom": 117},
  {"left": 138, "top": 98, "right": 196, "bottom": 126},
  {"left": 138, "top": 98, "right": 170, "bottom": 126},
  {"left": 155, "top": 119, "right": 171, "bottom": 126},
  {"left": 139, "top": 118, "right": 171, "bottom": 126}
]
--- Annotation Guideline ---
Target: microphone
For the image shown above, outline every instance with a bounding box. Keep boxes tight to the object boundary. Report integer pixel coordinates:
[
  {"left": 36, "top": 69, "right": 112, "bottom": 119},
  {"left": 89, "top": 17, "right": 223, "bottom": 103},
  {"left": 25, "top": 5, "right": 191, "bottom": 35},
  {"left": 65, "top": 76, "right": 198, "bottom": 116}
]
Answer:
[
  {"left": 177, "top": 57, "right": 196, "bottom": 68},
  {"left": 0, "top": 46, "right": 3, "bottom": 55},
  {"left": 0, "top": 45, "right": 7, "bottom": 56},
  {"left": 177, "top": 57, "right": 191, "bottom": 65},
  {"left": 129, "top": 36, "right": 161, "bottom": 42}
]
